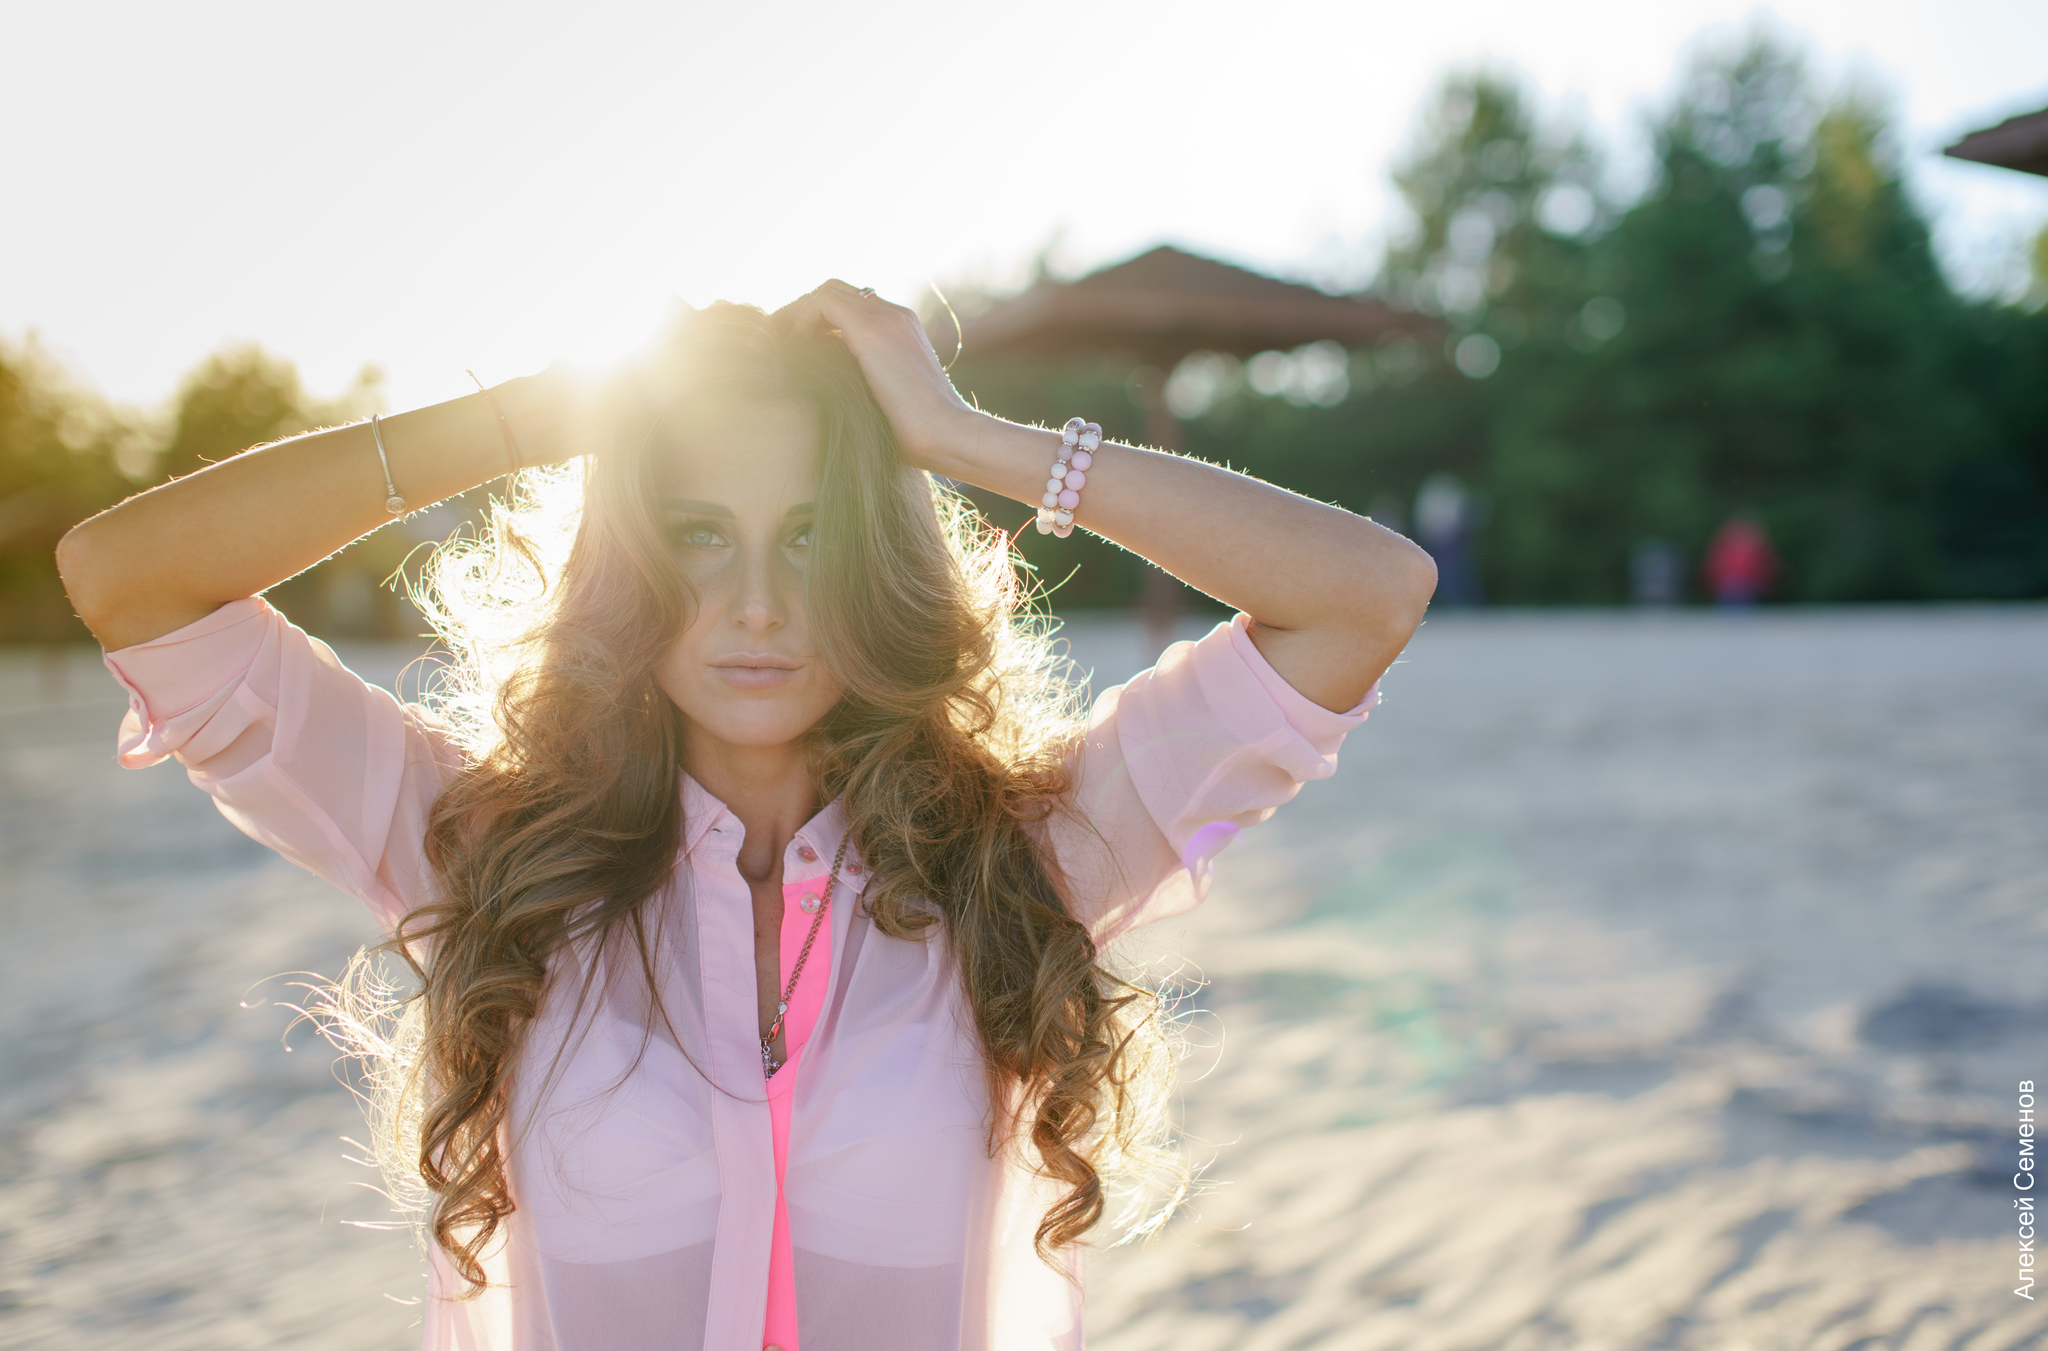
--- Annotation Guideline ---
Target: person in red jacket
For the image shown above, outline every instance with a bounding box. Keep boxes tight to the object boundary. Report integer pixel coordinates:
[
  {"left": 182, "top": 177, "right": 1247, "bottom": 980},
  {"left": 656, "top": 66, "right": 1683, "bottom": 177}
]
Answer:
[{"left": 1702, "top": 514, "right": 1779, "bottom": 607}]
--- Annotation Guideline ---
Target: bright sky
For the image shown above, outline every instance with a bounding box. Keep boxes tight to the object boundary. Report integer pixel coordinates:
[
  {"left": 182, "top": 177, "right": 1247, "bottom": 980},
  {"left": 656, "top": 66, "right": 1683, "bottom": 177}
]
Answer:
[{"left": 6, "top": 0, "right": 2045, "bottom": 415}]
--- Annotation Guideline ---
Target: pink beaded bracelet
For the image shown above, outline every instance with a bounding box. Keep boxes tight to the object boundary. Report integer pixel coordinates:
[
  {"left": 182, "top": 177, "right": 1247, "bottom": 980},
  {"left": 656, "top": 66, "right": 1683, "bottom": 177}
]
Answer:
[{"left": 1034, "top": 417, "right": 1101, "bottom": 537}]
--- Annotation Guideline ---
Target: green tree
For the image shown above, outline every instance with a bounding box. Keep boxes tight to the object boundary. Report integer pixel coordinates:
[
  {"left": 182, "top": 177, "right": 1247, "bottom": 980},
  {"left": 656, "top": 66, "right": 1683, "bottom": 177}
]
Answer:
[
  {"left": 1156, "top": 38, "right": 2048, "bottom": 605},
  {"left": 0, "top": 341, "right": 399, "bottom": 642},
  {"left": 155, "top": 345, "right": 321, "bottom": 482},
  {"left": 1382, "top": 71, "right": 1609, "bottom": 355},
  {"left": 0, "top": 340, "right": 138, "bottom": 640},
  {"left": 1473, "top": 37, "right": 2045, "bottom": 601}
]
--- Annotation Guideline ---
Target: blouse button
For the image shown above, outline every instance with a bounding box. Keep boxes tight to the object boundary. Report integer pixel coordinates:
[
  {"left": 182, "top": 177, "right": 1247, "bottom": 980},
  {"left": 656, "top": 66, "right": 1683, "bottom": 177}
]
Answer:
[
  {"left": 800, "top": 892, "right": 823, "bottom": 914},
  {"left": 846, "top": 861, "right": 862, "bottom": 875},
  {"left": 797, "top": 843, "right": 818, "bottom": 863}
]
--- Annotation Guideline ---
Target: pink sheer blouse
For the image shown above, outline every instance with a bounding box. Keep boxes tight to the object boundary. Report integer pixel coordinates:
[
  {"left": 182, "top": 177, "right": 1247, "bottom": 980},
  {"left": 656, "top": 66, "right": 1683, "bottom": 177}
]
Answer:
[{"left": 104, "top": 598, "right": 1377, "bottom": 1351}]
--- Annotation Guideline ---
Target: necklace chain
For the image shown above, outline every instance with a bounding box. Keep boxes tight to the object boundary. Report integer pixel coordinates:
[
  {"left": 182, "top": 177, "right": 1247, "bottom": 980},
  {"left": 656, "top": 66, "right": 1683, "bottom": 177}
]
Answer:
[{"left": 761, "top": 834, "right": 850, "bottom": 1078}]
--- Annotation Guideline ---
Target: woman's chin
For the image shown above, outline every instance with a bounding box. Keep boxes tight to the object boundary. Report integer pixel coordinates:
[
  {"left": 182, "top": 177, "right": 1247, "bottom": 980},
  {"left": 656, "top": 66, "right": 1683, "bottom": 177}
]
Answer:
[{"left": 669, "top": 690, "right": 836, "bottom": 754}]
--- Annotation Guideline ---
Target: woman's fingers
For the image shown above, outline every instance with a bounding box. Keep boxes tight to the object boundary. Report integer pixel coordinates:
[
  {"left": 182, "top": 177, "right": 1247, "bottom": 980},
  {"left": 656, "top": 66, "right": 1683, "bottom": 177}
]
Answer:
[
  {"left": 781, "top": 280, "right": 930, "bottom": 350},
  {"left": 773, "top": 278, "right": 868, "bottom": 338},
  {"left": 774, "top": 280, "right": 973, "bottom": 466}
]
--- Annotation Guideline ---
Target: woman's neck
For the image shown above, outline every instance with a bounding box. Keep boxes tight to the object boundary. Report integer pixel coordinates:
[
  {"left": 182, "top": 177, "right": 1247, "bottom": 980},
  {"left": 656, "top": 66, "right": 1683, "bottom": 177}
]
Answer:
[{"left": 685, "top": 736, "right": 821, "bottom": 885}]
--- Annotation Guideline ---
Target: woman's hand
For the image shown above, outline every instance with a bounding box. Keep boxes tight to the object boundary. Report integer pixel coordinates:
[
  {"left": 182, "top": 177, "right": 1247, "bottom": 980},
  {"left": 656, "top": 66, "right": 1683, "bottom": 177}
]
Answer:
[{"left": 775, "top": 280, "right": 980, "bottom": 469}]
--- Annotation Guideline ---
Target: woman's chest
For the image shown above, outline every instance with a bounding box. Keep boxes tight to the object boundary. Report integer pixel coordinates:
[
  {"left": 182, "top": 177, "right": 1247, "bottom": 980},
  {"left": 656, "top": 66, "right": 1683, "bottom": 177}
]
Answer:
[{"left": 505, "top": 866, "right": 991, "bottom": 1263}]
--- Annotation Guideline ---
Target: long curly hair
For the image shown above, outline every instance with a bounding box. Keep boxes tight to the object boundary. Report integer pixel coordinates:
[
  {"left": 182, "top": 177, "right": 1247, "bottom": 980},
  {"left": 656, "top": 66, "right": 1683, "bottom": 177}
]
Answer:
[{"left": 339, "top": 303, "right": 1184, "bottom": 1294}]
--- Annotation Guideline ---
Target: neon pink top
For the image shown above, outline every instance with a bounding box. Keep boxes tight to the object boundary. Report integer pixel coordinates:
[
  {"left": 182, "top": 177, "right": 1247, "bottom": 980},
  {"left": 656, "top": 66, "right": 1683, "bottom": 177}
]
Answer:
[{"left": 105, "top": 598, "right": 1377, "bottom": 1351}]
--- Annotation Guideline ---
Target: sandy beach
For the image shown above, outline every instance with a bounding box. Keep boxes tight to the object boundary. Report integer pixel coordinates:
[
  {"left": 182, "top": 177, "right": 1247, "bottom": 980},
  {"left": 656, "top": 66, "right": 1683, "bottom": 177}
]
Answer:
[{"left": 3, "top": 606, "right": 2044, "bottom": 1349}]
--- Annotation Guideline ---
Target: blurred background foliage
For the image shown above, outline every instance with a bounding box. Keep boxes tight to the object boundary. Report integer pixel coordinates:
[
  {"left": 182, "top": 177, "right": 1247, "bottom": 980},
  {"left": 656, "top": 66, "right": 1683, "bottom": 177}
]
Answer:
[
  {"left": 3, "top": 33, "right": 2044, "bottom": 640},
  {"left": 0, "top": 338, "right": 394, "bottom": 641},
  {"left": 950, "top": 35, "right": 2048, "bottom": 609}
]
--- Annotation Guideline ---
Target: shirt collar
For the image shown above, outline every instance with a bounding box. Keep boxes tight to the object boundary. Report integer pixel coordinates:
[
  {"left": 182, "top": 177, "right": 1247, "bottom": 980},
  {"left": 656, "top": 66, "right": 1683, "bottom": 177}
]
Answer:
[
  {"left": 680, "top": 772, "right": 730, "bottom": 858},
  {"left": 680, "top": 772, "right": 854, "bottom": 875}
]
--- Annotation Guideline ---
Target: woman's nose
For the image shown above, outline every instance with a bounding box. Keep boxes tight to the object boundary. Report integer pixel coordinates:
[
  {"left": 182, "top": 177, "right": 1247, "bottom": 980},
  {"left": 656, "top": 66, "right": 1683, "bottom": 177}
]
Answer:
[{"left": 729, "top": 543, "right": 787, "bottom": 631}]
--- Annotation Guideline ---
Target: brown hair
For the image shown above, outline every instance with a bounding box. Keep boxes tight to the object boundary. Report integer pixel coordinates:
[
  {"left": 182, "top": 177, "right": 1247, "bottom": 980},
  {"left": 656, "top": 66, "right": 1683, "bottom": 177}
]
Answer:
[{"left": 345, "top": 304, "right": 1182, "bottom": 1293}]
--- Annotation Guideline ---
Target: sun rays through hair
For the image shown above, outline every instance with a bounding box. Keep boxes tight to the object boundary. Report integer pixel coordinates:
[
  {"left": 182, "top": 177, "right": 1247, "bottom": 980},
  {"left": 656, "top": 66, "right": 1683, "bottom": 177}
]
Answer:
[{"left": 319, "top": 302, "right": 1191, "bottom": 1294}]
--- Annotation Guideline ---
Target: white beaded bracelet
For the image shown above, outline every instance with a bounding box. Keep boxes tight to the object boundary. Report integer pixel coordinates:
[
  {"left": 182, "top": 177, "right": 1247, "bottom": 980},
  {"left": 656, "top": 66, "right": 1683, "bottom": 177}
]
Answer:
[{"left": 1034, "top": 417, "right": 1101, "bottom": 537}]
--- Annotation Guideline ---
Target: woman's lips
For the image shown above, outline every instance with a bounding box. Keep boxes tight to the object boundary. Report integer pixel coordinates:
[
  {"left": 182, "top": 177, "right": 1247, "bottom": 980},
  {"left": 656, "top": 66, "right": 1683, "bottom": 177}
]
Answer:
[{"left": 711, "top": 656, "right": 801, "bottom": 690}]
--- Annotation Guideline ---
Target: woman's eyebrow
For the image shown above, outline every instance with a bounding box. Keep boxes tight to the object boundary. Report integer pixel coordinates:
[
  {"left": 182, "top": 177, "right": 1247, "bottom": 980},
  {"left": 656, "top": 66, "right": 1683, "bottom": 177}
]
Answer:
[
  {"left": 660, "top": 499, "right": 817, "bottom": 518},
  {"left": 662, "top": 499, "right": 733, "bottom": 517}
]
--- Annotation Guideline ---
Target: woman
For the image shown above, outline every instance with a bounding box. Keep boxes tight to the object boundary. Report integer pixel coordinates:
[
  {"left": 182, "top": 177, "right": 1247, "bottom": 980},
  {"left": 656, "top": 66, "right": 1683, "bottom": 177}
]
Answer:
[{"left": 56, "top": 283, "right": 1436, "bottom": 1351}]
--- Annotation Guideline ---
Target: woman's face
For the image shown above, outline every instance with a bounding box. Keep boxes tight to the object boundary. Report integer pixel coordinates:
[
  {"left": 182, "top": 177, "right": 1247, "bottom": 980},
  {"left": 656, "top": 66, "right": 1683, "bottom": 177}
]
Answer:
[{"left": 652, "top": 400, "right": 846, "bottom": 751}]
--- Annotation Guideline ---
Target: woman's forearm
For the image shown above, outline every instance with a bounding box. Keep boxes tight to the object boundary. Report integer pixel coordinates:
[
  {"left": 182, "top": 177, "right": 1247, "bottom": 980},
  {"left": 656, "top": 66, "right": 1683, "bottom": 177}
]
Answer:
[
  {"left": 933, "top": 413, "right": 1438, "bottom": 711},
  {"left": 58, "top": 379, "right": 564, "bottom": 652}
]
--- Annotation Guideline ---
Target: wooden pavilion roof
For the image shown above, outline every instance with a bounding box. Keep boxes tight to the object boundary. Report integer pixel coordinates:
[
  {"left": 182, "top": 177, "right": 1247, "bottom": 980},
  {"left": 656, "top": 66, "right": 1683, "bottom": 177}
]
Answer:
[
  {"left": 1944, "top": 106, "right": 2048, "bottom": 178},
  {"left": 949, "top": 245, "right": 1433, "bottom": 366}
]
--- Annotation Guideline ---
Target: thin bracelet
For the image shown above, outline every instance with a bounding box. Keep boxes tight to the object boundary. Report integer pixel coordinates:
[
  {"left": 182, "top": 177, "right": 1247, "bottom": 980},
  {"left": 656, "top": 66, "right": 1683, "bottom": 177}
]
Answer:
[
  {"left": 1034, "top": 418, "right": 1100, "bottom": 537},
  {"left": 371, "top": 414, "right": 406, "bottom": 515},
  {"left": 467, "top": 370, "right": 524, "bottom": 477}
]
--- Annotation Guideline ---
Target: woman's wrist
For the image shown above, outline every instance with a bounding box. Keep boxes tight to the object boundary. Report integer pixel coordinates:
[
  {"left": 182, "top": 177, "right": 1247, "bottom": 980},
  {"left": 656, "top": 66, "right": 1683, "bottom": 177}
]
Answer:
[
  {"left": 920, "top": 412, "right": 1063, "bottom": 508},
  {"left": 488, "top": 371, "right": 581, "bottom": 469}
]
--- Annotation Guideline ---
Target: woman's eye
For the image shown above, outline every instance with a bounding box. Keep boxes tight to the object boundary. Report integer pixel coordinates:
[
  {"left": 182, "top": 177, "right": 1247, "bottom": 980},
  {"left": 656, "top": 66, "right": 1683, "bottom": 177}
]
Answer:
[
  {"left": 671, "top": 524, "right": 726, "bottom": 549},
  {"left": 787, "top": 525, "right": 813, "bottom": 550}
]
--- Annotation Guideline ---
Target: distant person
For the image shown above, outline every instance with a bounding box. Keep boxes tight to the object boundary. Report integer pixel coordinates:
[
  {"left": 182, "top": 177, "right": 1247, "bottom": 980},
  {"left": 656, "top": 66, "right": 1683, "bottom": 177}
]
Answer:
[
  {"left": 55, "top": 289, "right": 1438, "bottom": 1351},
  {"left": 1629, "top": 538, "right": 1683, "bottom": 606},
  {"left": 1702, "top": 514, "right": 1779, "bottom": 608},
  {"left": 1414, "top": 471, "right": 1482, "bottom": 605}
]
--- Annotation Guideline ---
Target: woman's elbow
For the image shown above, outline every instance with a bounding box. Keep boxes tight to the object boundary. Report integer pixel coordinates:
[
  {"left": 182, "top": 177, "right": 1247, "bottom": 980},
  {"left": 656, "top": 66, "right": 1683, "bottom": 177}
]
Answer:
[
  {"left": 56, "top": 521, "right": 95, "bottom": 603},
  {"left": 56, "top": 519, "right": 124, "bottom": 642},
  {"left": 1403, "top": 538, "right": 1440, "bottom": 614},
  {"left": 1366, "top": 530, "right": 1438, "bottom": 642}
]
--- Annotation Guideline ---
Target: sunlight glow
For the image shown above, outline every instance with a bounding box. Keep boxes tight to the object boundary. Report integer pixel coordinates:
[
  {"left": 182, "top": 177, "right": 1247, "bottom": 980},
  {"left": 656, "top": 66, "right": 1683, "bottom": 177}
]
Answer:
[{"left": 2, "top": 0, "right": 2043, "bottom": 412}]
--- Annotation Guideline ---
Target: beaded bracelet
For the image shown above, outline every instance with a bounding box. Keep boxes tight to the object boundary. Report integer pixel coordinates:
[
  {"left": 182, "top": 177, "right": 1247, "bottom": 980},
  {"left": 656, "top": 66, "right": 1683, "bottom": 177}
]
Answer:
[{"left": 1034, "top": 418, "right": 1101, "bottom": 537}]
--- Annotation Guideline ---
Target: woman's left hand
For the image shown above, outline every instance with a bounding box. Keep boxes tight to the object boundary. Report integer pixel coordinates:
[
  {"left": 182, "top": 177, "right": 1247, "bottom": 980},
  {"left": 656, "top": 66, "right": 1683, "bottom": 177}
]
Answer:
[{"left": 775, "top": 280, "right": 979, "bottom": 470}]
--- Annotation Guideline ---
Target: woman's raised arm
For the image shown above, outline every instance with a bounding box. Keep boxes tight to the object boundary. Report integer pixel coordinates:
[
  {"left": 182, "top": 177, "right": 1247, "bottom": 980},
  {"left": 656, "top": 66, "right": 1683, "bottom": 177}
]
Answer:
[
  {"left": 783, "top": 283, "right": 1440, "bottom": 713},
  {"left": 57, "top": 377, "right": 574, "bottom": 652}
]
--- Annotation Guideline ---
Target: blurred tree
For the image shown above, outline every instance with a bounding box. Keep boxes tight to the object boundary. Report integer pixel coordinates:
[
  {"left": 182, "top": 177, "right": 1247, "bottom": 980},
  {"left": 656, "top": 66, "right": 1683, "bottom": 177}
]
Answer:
[
  {"left": 1511, "top": 40, "right": 2042, "bottom": 602},
  {"left": 1421, "top": 37, "right": 2045, "bottom": 602},
  {"left": 1155, "top": 39, "right": 2047, "bottom": 605},
  {"left": 0, "top": 340, "right": 402, "bottom": 643},
  {"left": 1381, "top": 71, "right": 1610, "bottom": 347},
  {"left": 1375, "top": 71, "right": 1622, "bottom": 599},
  {"left": 156, "top": 345, "right": 318, "bottom": 482},
  {"left": 0, "top": 340, "right": 138, "bottom": 641}
]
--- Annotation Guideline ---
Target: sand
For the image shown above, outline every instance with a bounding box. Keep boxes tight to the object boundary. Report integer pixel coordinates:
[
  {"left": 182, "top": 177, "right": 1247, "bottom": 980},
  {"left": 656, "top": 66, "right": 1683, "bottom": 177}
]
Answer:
[{"left": 2, "top": 606, "right": 2044, "bottom": 1349}]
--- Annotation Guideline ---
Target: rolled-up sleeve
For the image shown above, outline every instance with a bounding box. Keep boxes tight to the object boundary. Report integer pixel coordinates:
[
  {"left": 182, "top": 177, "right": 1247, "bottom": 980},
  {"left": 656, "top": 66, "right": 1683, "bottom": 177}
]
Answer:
[
  {"left": 1053, "top": 614, "right": 1380, "bottom": 944},
  {"left": 103, "top": 597, "right": 463, "bottom": 934}
]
